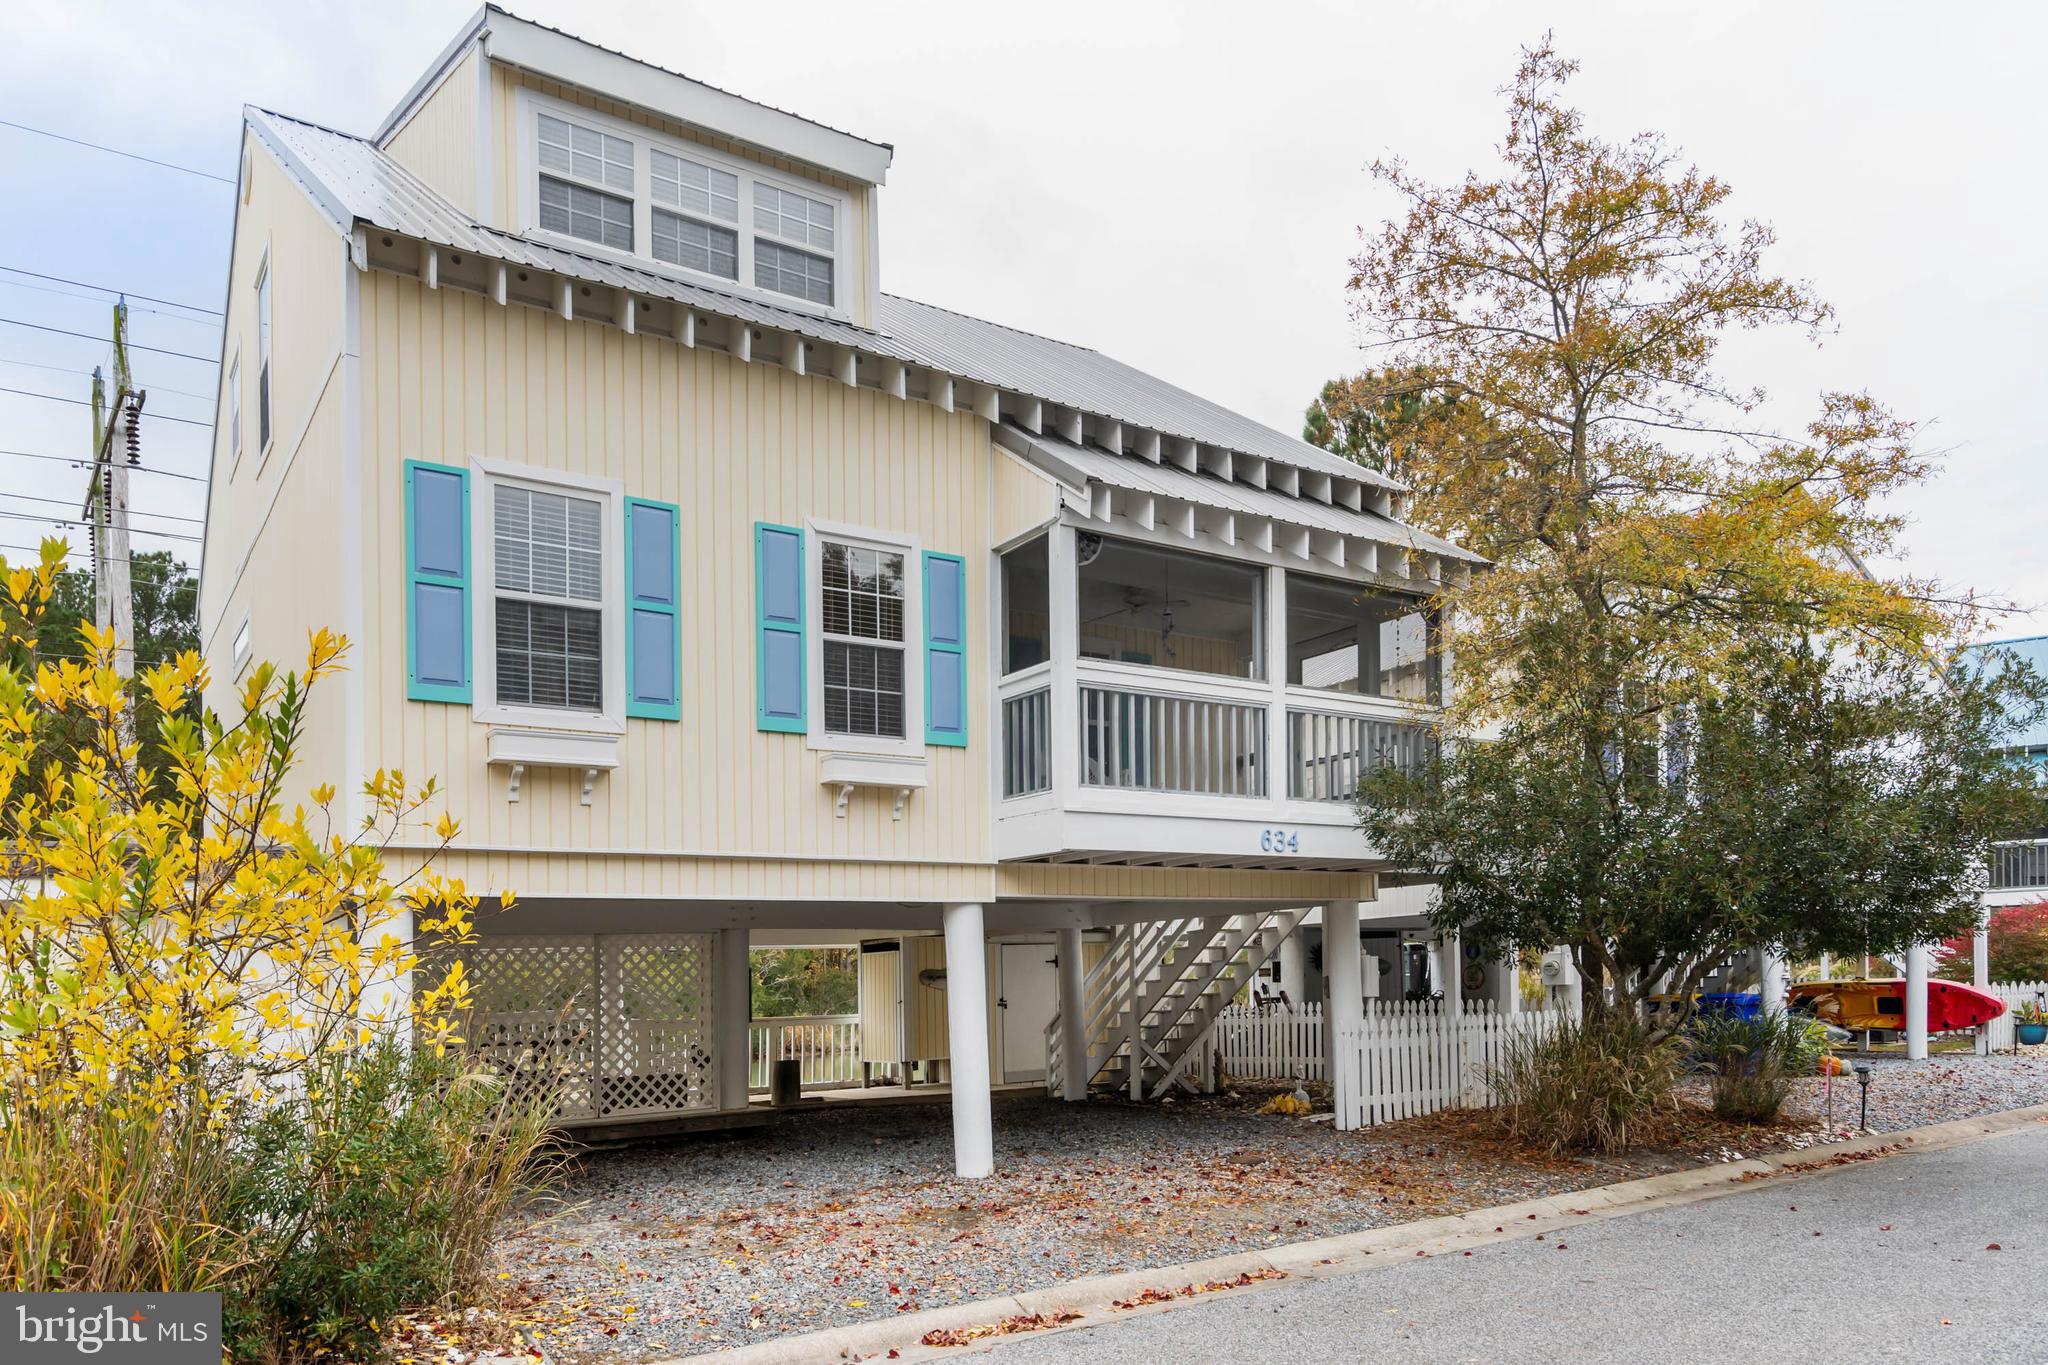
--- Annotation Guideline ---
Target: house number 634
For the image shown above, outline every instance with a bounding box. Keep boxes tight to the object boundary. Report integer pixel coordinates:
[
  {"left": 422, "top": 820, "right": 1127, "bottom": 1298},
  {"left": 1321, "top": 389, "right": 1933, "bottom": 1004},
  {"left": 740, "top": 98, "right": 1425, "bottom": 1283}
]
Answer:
[{"left": 1260, "top": 828, "right": 1300, "bottom": 853}]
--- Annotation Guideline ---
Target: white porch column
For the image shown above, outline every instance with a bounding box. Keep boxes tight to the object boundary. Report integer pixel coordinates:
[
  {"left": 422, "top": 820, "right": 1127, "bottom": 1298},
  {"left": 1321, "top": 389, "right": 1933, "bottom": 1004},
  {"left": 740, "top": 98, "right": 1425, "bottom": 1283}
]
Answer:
[
  {"left": 1325, "top": 901, "right": 1364, "bottom": 1130},
  {"left": 1436, "top": 932, "right": 1463, "bottom": 1012},
  {"left": 1493, "top": 947, "right": 1520, "bottom": 1014},
  {"left": 1057, "top": 925, "right": 1088, "bottom": 1101},
  {"left": 943, "top": 904, "right": 995, "bottom": 1178},
  {"left": 716, "top": 928, "right": 752, "bottom": 1111},
  {"left": 1758, "top": 948, "right": 1789, "bottom": 1016},
  {"left": 1974, "top": 903, "right": 1993, "bottom": 1057},
  {"left": 1047, "top": 521, "right": 1081, "bottom": 800},
  {"left": 1277, "top": 925, "right": 1308, "bottom": 1008},
  {"left": 1904, "top": 941, "right": 1931, "bottom": 1062}
]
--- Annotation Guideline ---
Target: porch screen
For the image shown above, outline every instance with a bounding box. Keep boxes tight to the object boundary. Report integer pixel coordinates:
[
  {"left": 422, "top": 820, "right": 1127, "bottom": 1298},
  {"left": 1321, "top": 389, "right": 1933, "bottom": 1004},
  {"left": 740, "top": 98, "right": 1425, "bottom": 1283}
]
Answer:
[
  {"left": 1076, "top": 535, "right": 1263, "bottom": 680},
  {"left": 1285, "top": 573, "right": 1439, "bottom": 702}
]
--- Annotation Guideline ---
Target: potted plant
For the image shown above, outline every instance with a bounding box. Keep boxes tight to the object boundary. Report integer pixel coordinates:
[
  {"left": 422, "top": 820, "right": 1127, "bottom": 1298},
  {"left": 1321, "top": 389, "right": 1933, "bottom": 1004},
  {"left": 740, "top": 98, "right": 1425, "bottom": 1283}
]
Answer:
[{"left": 2016, "top": 1000, "right": 2048, "bottom": 1047}]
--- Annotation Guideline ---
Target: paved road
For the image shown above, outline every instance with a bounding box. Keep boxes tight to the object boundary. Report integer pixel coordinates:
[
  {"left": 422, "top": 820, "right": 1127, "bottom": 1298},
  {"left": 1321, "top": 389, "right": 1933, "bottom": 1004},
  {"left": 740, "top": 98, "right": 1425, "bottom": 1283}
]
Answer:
[{"left": 981, "top": 1125, "right": 2048, "bottom": 1363}]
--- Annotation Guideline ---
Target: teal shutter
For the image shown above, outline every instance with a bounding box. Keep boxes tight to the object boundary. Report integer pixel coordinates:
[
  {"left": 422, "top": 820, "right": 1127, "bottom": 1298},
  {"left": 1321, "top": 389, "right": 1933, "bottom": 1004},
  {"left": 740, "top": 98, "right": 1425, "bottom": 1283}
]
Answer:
[
  {"left": 924, "top": 551, "right": 967, "bottom": 746},
  {"left": 625, "top": 498, "right": 681, "bottom": 720},
  {"left": 755, "top": 522, "right": 805, "bottom": 732},
  {"left": 404, "top": 459, "right": 471, "bottom": 703}
]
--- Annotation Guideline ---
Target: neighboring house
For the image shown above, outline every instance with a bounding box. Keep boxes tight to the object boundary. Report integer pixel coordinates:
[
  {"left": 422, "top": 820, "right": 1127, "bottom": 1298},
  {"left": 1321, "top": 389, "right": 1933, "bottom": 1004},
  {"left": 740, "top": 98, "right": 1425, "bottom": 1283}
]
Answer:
[
  {"left": 1972, "top": 635, "right": 2048, "bottom": 911},
  {"left": 197, "top": 5, "right": 1494, "bottom": 1175}
]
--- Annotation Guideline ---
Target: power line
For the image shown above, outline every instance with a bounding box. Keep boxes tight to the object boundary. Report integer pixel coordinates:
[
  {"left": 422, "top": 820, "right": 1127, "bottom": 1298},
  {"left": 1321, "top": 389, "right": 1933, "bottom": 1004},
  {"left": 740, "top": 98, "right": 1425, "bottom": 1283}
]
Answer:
[
  {"left": 0, "top": 539, "right": 196, "bottom": 571},
  {"left": 0, "top": 118, "right": 235, "bottom": 185},
  {"left": 0, "top": 449, "right": 210, "bottom": 485},
  {"left": 0, "top": 491, "right": 204, "bottom": 526},
  {"left": 0, "top": 317, "right": 217, "bottom": 363},
  {"left": 0, "top": 386, "right": 214, "bottom": 429},
  {"left": 0, "top": 356, "right": 216, "bottom": 404},
  {"left": 0, "top": 508, "right": 201, "bottom": 543},
  {"left": 0, "top": 266, "right": 222, "bottom": 317},
  {"left": 0, "top": 278, "right": 222, "bottom": 331}
]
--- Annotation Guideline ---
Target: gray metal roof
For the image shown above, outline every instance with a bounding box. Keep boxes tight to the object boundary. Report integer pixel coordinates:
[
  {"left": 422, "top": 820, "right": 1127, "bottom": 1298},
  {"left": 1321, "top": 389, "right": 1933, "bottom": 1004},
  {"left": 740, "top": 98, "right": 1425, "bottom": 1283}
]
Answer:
[
  {"left": 250, "top": 105, "right": 1445, "bottom": 534},
  {"left": 1000, "top": 425, "right": 1483, "bottom": 565}
]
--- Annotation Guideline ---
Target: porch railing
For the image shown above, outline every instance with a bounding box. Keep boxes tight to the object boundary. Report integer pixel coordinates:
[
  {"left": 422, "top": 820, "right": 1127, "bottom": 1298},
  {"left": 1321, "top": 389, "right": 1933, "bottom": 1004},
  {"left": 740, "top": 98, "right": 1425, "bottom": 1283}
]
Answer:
[
  {"left": 1286, "top": 707, "right": 1435, "bottom": 802},
  {"left": 1002, "top": 685, "right": 1053, "bottom": 798},
  {"left": 747, "top": 1015, "right": 861, "bottom": 1092},
  {"left": 1079, "top": 682, "right": 1266, "bottom": 797},
  {"left": 1990, "top": 839, "right": 2048, "bottom": 891}
]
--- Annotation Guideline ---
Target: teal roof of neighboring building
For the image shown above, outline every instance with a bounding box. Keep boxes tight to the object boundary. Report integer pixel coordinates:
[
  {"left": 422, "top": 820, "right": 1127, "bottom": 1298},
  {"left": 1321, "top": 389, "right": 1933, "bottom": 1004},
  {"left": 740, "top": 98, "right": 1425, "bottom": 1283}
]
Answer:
[{"left": 1969, "top": 635, "right": 2048, "bottom": 752}]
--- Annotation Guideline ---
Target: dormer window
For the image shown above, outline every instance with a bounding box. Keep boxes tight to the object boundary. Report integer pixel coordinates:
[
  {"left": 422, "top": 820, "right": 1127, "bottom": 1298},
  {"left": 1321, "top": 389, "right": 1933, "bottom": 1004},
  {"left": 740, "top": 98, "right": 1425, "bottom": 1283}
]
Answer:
[
  {"left": 650, "top": 149, "right": 738, "bottom": 279},
  {"left": 537, "top": 114, "right": 635, "bottom": 251},
  {"left": 521, "top": 92, "right": 851, "bottom": 316}
]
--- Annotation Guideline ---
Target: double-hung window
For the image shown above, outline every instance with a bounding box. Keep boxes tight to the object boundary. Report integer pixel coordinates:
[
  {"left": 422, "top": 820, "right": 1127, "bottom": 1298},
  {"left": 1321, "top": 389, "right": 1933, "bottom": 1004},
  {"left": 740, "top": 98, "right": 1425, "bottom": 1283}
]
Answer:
[
  {"left": 650, "top": 149, "right": 739, "bottom": 279},
  {"left": 537, "top": 112, "right": 635, "bottom": 252},
  {"left": 493, "top": 483, "right": 606, "bottom": 713},
  {"left": 820, "top": 540, "right": 906, "bottom": 739},
  {"left": 752, "top": 183, "right": 835, "bottom": 305}
]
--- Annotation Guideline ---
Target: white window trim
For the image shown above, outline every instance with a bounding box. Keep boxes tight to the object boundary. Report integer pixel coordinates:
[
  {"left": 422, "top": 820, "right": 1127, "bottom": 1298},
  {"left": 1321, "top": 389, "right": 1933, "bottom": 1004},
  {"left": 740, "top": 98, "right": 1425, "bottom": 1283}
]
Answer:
[
  {"left": 514, "top": 87, "right": 854, "bottom": 322},
  {"left": 231, "top": 613, "right": 253, "bottom": 679},
  {"left": 805, "top": 517, "right": 924, "bottom": 759},
  {"left": 470, "top": 457, "right": 627, "bottom": 736},
  {"left": 254, "top": 249, "right": 273, "bottom": 467},
  {"left": 225, "top": 349, "right": 242, "bottom": 477}
]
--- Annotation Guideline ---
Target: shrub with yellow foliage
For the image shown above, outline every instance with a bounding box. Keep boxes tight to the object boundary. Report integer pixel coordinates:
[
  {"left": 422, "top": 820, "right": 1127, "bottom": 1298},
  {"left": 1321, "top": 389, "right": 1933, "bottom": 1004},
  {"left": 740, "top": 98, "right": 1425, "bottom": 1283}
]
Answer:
[{"left": 0, "top": 539, "right": 551, "bottom": 1359}]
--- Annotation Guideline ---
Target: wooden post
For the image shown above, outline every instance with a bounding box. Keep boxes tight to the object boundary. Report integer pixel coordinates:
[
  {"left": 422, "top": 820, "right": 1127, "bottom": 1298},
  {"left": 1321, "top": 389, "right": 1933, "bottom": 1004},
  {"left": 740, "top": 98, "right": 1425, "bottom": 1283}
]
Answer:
[{"left": 1325, "top": 901, "right": 1363, "bottom": 1130}]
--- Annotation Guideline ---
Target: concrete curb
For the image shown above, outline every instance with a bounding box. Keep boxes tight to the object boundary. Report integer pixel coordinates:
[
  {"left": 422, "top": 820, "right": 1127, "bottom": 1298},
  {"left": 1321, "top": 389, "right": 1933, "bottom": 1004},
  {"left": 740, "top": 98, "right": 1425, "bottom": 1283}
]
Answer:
[{"left": 662, "top": 1100, "right": 2048, "bottom": 1364}]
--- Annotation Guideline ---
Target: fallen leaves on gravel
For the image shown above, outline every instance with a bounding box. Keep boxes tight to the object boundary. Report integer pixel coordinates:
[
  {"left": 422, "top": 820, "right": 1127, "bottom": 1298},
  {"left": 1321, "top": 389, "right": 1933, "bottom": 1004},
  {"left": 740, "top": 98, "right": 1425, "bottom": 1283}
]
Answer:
[{"left": 1108, "top": 1269, "right": 1287, "bottom": 1310}]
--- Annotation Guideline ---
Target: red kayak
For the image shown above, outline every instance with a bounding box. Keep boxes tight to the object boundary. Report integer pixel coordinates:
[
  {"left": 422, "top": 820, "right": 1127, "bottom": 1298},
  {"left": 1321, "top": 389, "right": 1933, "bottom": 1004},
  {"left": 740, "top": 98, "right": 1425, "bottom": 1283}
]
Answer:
[{"left": 1787, "top": 978, "right": 2007, "bottom": 1033}]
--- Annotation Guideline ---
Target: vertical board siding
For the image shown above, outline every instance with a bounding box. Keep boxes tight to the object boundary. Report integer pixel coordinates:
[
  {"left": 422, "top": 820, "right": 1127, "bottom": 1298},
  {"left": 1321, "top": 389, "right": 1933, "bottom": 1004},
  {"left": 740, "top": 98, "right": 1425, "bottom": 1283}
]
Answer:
[
  {"left": 384, "top": 46, "right": 480, "bottom": 216},
  {"left": 359, "top": 275, "right": 994, "bottom": 895}
]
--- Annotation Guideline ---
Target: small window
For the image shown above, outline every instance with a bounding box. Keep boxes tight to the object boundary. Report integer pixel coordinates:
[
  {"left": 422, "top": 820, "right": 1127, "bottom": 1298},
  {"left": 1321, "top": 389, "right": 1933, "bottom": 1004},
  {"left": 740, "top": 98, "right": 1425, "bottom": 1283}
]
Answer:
[
  {"left": 232, "top": 617, "right": 252, "bottom": 677},
  {"left": 820, "top": 541, "right": 905, "bottom": 739},
  {"left": 493, "top": 483, "right": 605, "bottom": 712},
  {"left": 254, "top": 259, "right": 272, "bottom": 454},
  {"left": 226, "top": 352, "right": 241, "bottom": 469}
]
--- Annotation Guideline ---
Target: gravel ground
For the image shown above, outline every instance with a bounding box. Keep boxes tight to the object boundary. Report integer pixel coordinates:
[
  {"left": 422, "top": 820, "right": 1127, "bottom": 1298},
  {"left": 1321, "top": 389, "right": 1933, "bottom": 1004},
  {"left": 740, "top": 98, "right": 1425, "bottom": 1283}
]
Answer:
[{"left": 496, "top": 1051, "right": 2048, "bottom": 1362}]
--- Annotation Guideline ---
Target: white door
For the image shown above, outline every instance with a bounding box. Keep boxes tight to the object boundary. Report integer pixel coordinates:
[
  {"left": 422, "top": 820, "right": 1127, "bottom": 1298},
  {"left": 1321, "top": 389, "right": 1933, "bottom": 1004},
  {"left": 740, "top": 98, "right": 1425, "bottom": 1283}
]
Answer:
[{"left": 998, "top": 943, "right": 1060, "bottom": 1082}]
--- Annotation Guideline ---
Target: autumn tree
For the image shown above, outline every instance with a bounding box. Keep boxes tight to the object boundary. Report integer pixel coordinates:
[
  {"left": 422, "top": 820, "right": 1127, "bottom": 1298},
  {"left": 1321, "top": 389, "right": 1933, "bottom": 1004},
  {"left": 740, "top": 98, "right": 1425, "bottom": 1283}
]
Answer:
[{"left": 1347, "top": 39, "right": 2009, "bottom": 1017}]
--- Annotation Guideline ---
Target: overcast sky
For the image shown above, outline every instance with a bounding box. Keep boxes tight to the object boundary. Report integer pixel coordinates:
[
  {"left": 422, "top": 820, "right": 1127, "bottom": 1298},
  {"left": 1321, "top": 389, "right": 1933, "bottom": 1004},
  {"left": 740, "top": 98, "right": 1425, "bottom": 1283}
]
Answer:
[{"left": 4, "top": 1, "right": 2043, "bottom": 637}]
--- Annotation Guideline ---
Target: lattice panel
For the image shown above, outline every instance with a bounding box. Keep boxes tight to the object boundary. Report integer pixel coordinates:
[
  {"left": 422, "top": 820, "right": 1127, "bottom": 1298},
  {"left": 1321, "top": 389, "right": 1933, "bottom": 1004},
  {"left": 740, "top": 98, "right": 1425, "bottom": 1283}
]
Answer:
[
  {"left": 597, "top": 934, "right": 717, "bottom": 1118},
  {"left": 442, "top": 936, "right": 600, "bottom": 1120}
]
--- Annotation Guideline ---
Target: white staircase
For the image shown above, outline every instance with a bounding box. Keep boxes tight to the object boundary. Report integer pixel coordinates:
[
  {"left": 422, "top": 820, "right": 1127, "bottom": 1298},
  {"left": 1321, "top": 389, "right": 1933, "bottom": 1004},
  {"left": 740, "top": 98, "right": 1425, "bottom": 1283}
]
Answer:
[{"left": 1046, "top": 910, "right": 1309, "bottom": 1100}]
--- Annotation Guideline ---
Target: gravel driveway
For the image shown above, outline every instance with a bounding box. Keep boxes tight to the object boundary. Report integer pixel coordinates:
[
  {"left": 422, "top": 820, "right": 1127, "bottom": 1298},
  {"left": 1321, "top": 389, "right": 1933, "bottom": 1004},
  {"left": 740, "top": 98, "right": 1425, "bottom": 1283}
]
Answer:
[{"left": 499, "top": 1051, "right": 2048, "bottom": 1361}]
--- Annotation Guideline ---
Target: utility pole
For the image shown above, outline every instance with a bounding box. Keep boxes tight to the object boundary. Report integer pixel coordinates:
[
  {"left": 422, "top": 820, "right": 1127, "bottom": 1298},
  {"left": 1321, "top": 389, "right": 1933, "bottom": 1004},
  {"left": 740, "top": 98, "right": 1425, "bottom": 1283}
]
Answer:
[{"left": 85, "top": 299, "right": 139, "bottom": 678}]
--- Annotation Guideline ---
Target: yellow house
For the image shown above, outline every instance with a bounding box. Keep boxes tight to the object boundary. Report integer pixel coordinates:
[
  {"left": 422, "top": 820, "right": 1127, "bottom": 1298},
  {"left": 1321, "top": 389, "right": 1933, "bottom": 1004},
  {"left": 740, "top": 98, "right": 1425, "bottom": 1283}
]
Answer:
[{"left": 198, "top": 5, "right": 1490, "bottom": 1174}]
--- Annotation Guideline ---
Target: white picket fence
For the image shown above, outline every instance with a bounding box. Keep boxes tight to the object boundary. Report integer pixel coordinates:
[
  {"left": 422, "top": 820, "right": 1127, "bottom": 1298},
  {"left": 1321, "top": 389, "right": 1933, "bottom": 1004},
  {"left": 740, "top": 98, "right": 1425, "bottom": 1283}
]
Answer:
[
  {"left": 1214, "top": 1003, "right": 1326, "bottom": 1080},
  {"left": 1983, "top": 980, "right": 2048, "bottom": 1052},
  {"left": 747, "top": 1015, "right": 862, "bottom": 1092},
  {"left": 1336, "top": 1001, "right": 1564, "bottom": 1129}
]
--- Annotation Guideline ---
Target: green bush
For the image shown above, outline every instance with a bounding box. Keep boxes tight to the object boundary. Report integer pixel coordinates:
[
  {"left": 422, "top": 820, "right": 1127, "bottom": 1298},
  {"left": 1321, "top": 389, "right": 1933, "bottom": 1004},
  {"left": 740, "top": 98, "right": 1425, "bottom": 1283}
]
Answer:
[
  {"left": 227, "top": 1038, "right": 561, "bottom": 1363},
  {"left": 1691, "top": 1011, "right": 1821, "bottom": 1124},
  {"left": 1489, "top": 1012, "right": 1681, "bottom": 1155}
]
